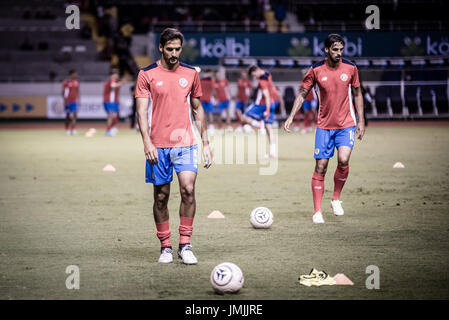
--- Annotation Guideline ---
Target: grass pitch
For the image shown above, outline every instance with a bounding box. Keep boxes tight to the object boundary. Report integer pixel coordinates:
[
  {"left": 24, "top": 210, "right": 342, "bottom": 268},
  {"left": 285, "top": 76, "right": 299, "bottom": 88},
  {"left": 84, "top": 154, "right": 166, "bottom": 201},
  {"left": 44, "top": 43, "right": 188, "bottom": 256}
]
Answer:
[{"left": 0, "top": 124, "right": 449, "bottom": 299}]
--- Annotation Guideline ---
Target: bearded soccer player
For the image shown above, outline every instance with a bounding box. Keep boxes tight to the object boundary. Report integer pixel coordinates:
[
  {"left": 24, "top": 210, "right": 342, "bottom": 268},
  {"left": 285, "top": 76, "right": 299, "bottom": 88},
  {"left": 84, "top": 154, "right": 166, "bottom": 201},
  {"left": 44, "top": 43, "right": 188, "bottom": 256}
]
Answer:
[
  {"left": 284, "top": 33, "right": 365, "bottom": 224},
  {"left": 62, "top": 70, "right": 80, "bottom": 135},
  {"left": 135, "top": 28, "right": 212, "bottom": 264}
]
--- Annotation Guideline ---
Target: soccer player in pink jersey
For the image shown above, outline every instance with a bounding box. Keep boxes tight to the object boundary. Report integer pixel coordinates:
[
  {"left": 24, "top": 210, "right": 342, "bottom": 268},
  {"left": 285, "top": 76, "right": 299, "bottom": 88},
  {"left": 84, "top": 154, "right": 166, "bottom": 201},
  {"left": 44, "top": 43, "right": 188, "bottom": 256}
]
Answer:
[
  {"left": 214, "top": 71, "right": 232, "bottom": 132},
  {"left": 135, "top": 28, "right": 212, "bottom": 264},
  {"left": 62, "top": 69, "right": 80, "bottom": 135},
  {"left": 103, "top": 69, "right": 125, "bottom": 136},
  {"left": 284, "top": 34, "right": 366, "bottom": 223},
  {"left": 235, "top": 70, "right": 253, "bottom": 131}
]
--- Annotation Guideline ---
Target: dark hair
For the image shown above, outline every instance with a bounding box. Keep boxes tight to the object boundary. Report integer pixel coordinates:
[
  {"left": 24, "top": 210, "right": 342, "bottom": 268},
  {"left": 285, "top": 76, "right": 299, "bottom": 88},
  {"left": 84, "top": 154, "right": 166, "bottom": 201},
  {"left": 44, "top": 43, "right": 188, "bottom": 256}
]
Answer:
[
  {"left": 247, "top": 65, "right": 258, "bottom": 77},
  {"left": 160, "top": 28, "right": 184, "bottom": 47},
  {"left": 324, "top": 33, "right": 345, "bottom": 49},
  {"left": 110, "top": 68, "right": 119, "bottom": 75},
  {"left": 69, "top": 69, "right": 76, "bottom": 75}
]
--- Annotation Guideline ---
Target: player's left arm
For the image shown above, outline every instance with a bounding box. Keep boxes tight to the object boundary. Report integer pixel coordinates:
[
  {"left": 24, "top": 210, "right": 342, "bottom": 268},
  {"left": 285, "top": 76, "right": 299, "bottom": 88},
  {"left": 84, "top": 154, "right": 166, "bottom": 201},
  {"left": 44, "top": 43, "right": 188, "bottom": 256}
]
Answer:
[
  {"left": 190, "top": 96, "right": 212, "bottom": 169},
  {"left": 353, "top": 86, "right": 365, "bottom": 140}
]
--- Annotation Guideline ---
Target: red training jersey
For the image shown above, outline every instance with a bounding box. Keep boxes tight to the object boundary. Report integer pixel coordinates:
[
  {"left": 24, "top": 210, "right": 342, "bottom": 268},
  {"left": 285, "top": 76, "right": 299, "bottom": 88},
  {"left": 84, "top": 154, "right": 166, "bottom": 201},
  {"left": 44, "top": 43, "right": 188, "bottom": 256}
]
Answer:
[
  {"left": 200, "top": 77, "right": 214, "bottom": 102},
  {"left": 62, "top": 79, "right": 79, "bottom": 103},
  {"left": 237, "top": 78, "right": 252, "bottom": 102},
  {"left": 214, "top": 79, "right": 229, "bottom": 102},
  {"left": 135, "top": 61, "right": 202, "bottom": 148},
  {"left": 103, "top": 79, "right": 120, "bottom": 103},
  {"left": 255, "top": 71, "right": 273, "bottom": 106},
  {"left": 301, "top": 58, "right": 360, "bottom": 129}
]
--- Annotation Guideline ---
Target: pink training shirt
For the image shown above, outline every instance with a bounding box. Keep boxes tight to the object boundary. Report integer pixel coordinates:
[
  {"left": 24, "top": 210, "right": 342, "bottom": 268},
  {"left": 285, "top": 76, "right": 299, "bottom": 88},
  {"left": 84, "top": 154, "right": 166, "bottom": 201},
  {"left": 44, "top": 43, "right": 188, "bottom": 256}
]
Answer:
[
  {"left": 301, "top": 58, "right": 360, "bottom": 129},
  {"left": 62, "top": 79, "right": 79, "bottom": 103},
  {"left": 103, "top": 79, "right": 120, "bottom": 103},
  {"left": 135, "top": 61, "right": 202, "bottom": 148}
]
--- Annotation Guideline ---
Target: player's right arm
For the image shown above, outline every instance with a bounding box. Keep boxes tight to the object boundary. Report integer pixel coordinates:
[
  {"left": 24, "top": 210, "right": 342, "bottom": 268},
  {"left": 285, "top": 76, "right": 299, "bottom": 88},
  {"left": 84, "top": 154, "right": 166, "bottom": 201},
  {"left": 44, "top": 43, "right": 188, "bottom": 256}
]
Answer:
[
  {"left": 283, "top": 86, "right": 310, "bottom": 132},
  {"left": 135, "top": 70, "right": 158, "bottom": 165}
]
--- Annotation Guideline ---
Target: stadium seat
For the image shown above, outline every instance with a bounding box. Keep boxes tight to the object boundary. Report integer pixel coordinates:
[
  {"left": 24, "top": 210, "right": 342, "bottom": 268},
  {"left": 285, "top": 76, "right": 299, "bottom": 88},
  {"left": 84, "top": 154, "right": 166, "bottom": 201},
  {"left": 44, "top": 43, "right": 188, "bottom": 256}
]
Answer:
[
  {"left": 434, "top": 85, "right": 449, "bottom": 115},
  {"left": 389, "top": 85, "right": 404, "bottom": 115},
  {"left": 404, "top": 85, "right": 421, "bottom": 115},
  {"left": 374, "top": 85, "right": 390, "bottom": 115},
  {"left": 420, "top": 86, "right": 437, "bottom": 115},
  {"left": 283, "top": 86, "right": 296, "bottom": 114}
]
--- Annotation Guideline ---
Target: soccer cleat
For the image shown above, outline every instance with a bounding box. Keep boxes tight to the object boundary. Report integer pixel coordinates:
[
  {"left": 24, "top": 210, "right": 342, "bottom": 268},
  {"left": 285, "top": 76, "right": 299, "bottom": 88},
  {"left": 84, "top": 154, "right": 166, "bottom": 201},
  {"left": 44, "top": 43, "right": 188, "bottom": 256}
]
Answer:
[
  {"left": 71, "top": 130, "right": 77, "bottom": 136},
  {"left": 158, "top": 247, "right": 173, "bottom": 263},
  {"left": 234, "top": 126, "right": 243, "bottom": 133},
  {"left": 66, "top": 130, "right": 71, "bottom": 136},
  {"left": 312, "top": 211, "right": 325, "bottom": 224},
  {"left": 178, "top": 244, "right": 198, "bottom": 265},
  {"left": 331, "top": 200, "right": 344, "bottom": 216},
  {"left": 225, "top": 126, "right": 234, "bottom": 133},
  {"left": 111, "top": 127, "right": 118, "bottom": 135},
  {"left": 105, "top": 130, "right": 113, "bottom": 137}
]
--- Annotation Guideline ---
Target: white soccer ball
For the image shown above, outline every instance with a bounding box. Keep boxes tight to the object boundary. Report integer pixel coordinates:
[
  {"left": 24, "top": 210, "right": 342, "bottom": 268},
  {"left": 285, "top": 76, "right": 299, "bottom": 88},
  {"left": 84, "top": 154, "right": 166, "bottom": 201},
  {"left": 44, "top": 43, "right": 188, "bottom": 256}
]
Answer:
[
  {"left": 210, "top": 262, "right": 244, "bottom": 294},
  {"left": 250, "top": 207, "right": 273, "bottom": 229}
]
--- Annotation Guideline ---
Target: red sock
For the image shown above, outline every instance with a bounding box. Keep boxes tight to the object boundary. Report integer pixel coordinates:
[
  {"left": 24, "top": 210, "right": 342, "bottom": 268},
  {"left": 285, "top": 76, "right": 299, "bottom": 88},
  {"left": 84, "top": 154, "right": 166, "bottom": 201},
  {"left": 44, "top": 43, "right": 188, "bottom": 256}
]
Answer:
[
  {"left": 179, "top": 216, "right": 194, "bottom": 245},
  {"left": 332, "top": 165, "right": 349, "bottom": 201},
  {"left": 155, "top": 220, "right": 171, "bottom": 248},
  {"left": 312, "top": 172, "right": 325, "bottom": 213},
  {"left": 70, "top": 123, "right": 76, "bottom": 131}
]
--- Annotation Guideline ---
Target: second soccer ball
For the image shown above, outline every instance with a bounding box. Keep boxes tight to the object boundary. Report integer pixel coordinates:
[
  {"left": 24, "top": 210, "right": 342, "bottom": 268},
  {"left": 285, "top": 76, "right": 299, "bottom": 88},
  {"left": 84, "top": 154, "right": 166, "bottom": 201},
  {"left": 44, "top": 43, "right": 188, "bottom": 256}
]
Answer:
[{"left": 249, "top": 207, "right": 273, "bottom": 229}]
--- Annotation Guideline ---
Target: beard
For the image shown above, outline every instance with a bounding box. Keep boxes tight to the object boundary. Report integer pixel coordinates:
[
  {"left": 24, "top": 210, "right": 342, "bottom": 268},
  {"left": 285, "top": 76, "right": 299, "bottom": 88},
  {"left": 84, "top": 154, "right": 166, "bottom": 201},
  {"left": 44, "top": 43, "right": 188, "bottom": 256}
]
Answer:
[
  {"left": 163, "top": 53, "right": 179, "bottom": 66},
  {"left": 329, "top": 55, "right": 341, "bottom": 63}
]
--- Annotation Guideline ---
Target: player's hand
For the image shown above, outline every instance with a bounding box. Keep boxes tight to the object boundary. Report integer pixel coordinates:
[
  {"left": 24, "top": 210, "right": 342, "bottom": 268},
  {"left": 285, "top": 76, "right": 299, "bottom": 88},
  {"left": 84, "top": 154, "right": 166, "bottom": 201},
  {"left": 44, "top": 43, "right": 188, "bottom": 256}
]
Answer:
[
  {"left": 263, "top": 109, "right": 270, "bottom": 120},
  {"left": 284, "top": 116, "right": 293, "bottom": 132},
  {"left": 144, "top": 141, "right": 159, "bottom": 165},
  {"left": 202, "top": 143, "right": 212, "bottom": 169},
  {"left": 356, "top": 121, "right": 365, "bottom": 140}
]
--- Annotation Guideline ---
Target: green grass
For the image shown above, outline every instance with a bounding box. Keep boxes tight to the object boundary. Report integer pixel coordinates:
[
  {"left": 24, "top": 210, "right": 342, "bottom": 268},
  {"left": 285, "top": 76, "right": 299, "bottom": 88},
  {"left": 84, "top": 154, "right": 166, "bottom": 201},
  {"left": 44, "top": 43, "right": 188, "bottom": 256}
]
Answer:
[{"left": 0, "top": 125, "right": 449, "bottom": 299}]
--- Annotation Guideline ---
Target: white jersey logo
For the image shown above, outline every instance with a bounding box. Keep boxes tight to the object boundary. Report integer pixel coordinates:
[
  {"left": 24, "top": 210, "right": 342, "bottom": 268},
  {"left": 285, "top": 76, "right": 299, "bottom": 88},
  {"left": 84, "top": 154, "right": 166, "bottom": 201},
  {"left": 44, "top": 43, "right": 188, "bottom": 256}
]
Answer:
[
  {"left": 156, "top": 81, "right": 163, "bottom": 86},
  {"left": 340, "top": 73, "right": 348, "bottom": 81},
  {"left": 321, "top": 76, "right": 328, "bottom": 81},
  {"left": 179, "top": 78, "right": 188, "bottom": 88}
]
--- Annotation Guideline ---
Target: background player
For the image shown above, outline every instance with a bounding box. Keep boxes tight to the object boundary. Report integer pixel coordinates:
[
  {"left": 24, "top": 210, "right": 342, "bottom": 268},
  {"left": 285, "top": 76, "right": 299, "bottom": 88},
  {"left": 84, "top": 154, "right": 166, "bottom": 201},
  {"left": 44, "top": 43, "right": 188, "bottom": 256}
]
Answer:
[
  {"left": 284, "top": 33, "right": 365, "bottom": 223},
  {"left": 62, "top": 69, "right": 80, "bottom": 135},
  {"left": 235, "top": 70, "right": 253, "bottom": 132},
  {"left": 135, "top": 28, "right": 212, "bottom": 265},
  {"left": 301, "top": 86, "right": 318, "bottom": 134},
  {"left": 214, "top": 70, "right": 232, "bottom": 132},
  {"left": 103, "top": 69, "right": 125, "bottom": 136},
  {"left": 200, "top": 69, "right": 216, "bottom": 134},
  {"left": 242, "top": 65, "right": 277, "bottom": 158}
]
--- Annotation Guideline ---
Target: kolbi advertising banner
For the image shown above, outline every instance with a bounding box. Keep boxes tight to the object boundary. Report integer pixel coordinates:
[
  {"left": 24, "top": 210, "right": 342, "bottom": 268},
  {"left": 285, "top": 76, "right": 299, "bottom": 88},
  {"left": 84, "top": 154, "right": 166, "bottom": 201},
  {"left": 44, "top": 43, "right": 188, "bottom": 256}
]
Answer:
[{"left": 155, "top": 32, "right": 449, "bottom": 65}]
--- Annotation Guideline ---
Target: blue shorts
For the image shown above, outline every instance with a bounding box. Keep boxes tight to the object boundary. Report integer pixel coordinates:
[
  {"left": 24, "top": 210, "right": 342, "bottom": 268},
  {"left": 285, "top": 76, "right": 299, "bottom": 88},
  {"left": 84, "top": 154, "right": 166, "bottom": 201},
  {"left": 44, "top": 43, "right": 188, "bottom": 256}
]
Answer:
[
  {"left": 65, "top": 102, "right": 78, "bottom": 113},
  {"left": 104, "top": 102, "right": 119, "bottom": 113},
  {"left": 235, "top": 101, "right": 247, "bottom": 112},
  {"left": 303, "top": 100, "right": 317, "bottom": 111},
  {"left": 145, "top": 145, "right": 198, "bottom": 185},
  {"left": 216, "top": 101, "right": 230, "bottom": 112},
  {"left": 245, "top": 103, "right": 276, "bottom": 124},
  {"left": 202, "top": 101, "right": 214, "bottom": 114},
  {"left": 314, "top": 126, "right": 356, "bottom": 159}
]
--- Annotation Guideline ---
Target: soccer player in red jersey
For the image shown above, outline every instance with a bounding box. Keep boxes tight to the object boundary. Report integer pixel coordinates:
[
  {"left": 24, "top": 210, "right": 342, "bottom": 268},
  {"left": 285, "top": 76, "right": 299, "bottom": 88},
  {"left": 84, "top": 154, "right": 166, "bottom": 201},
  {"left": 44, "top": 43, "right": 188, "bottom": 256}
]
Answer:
[
  {"left": 243, "top": 65, "right": 277, "bottom": 157},
  {"left": 62, "top": 69, "right": 80, "bottom": 135},
  {"left": 103, "top": 69, "right": 125, "bottom": 136},
  {"left": 200, "top": 69, "right": 216, "bottom": 133},
  {"left": 214, "top": 71, "right": 232, "bottom": 132},
  {"left": 235, "top": 70, "right": 253, "bottom": 131},
  {"left": 135, "top": 28, "right": 212, "bottom": 264},
  {"left": 284, "top": 34, "right": 365, "bottom": 223}
]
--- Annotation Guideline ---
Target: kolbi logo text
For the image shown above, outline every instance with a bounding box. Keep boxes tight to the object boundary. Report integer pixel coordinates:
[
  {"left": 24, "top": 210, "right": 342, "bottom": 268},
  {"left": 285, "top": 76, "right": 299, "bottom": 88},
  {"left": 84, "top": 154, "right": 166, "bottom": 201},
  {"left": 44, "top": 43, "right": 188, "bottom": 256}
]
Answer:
[{"left": 200, "top": 38, "right": 250, "bottom": 58}]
